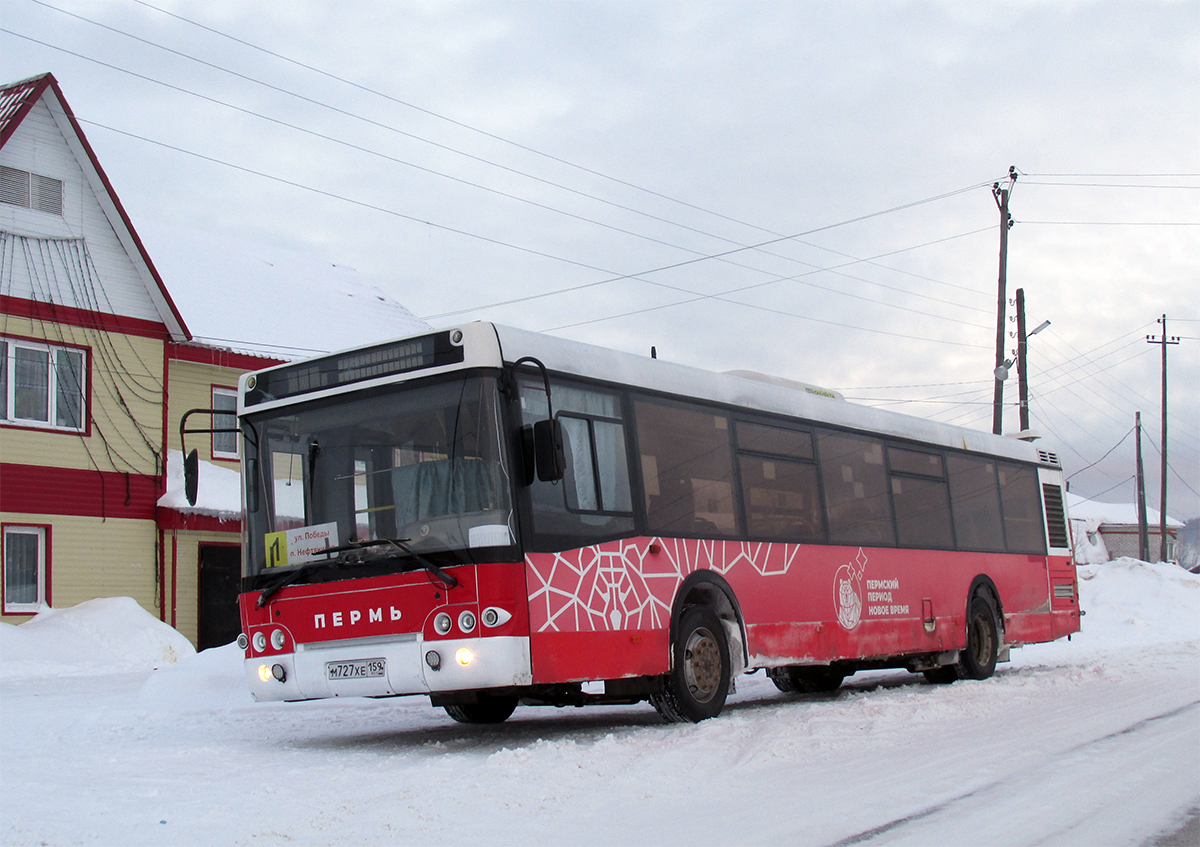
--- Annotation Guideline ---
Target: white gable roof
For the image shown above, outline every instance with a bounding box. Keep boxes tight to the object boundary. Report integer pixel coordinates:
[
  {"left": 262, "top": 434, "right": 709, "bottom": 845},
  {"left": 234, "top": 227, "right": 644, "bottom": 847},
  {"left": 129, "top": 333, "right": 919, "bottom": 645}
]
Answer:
[{"left": 0, "top": 73, "right": 189, "bottom": 340}]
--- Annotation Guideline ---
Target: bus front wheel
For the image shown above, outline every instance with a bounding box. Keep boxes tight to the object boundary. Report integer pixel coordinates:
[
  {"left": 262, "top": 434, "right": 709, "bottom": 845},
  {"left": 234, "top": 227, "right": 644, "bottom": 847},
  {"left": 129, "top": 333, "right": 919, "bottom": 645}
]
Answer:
[
  {"left": 651, "top": 606, "right": 731, "bottom": 723},
  {"left": 443, "top": 693, "right": 519, "bottom": 724}
]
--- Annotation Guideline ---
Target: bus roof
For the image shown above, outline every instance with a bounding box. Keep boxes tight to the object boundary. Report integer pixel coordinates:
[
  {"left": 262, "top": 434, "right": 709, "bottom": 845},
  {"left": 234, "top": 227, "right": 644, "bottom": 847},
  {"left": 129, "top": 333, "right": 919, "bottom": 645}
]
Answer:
[{"left": 490, "top": 323, "right": 1047, "bottom": 466}]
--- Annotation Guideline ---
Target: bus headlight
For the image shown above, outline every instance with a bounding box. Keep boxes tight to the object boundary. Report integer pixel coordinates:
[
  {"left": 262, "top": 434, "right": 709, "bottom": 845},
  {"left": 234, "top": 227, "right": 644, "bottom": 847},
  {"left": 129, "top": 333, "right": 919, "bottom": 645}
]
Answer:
[
  {"left": 252, "top": 631, "right": 267, "bottom": 653},
  {"left": 270, "top": 629, "right": 286, "bottom": 650},
  {"left": 458, "top": 610, "right": 477, "bottom": 633},
  {"left": 257, "top": 664, "right": 272, "bottom": 682},
  {"left": 434, "top": 613, "right": 452, "bottom": 635},
  {"left": 455, "top": 647, "right": 475, "bottom": 667}
]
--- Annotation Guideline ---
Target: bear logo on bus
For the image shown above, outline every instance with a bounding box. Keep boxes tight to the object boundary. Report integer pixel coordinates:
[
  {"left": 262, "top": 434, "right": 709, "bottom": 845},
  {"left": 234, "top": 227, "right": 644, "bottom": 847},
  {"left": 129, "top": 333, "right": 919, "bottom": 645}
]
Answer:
[{"left": 834, "top": 548, "right": 868, "bottom": 630}]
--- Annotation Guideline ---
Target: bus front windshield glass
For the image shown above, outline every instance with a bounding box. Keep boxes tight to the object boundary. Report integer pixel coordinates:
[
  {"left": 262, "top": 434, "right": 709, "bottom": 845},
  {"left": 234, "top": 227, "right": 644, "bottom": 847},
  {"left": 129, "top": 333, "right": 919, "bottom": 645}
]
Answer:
[{"left": 243, "top": 376, "right": 515, "bottom": 578}]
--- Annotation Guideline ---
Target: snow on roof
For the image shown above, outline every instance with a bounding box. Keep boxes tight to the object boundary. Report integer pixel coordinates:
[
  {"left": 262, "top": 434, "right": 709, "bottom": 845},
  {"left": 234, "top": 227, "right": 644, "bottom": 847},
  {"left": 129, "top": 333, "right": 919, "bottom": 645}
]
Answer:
[
  {"left": 158, "top": 449, "right": 242, "bottom": 519},
  {"left": 1067, "top": 492, "right": 1183, "bottom": 527},
  {"left": 137, "top": 220, "right": 430, "bottom": 360}
]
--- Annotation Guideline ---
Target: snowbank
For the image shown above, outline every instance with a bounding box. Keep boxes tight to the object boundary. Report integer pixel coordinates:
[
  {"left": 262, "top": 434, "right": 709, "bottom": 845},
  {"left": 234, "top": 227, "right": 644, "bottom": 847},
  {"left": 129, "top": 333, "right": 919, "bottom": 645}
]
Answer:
[
  {"left": 1072, "top": 558, "right": 1199, "bottom": 647},
  {"left": 0, "top": 597, "right": 194, "bottom": 678}
]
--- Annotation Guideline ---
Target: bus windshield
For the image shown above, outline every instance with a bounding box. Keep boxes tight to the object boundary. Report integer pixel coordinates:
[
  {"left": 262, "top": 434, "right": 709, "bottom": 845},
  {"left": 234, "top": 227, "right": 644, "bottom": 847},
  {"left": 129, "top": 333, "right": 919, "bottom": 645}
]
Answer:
[{"left": 242, "top": 375, "right": 515, "bottom": 578}]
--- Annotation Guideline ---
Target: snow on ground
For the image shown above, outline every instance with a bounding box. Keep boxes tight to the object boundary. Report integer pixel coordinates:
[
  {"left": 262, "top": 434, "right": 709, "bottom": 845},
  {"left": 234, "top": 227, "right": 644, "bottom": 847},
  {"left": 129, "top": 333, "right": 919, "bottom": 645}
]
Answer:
[{"left": 1, "top": 560, "right": 1197, "bottom": 847}]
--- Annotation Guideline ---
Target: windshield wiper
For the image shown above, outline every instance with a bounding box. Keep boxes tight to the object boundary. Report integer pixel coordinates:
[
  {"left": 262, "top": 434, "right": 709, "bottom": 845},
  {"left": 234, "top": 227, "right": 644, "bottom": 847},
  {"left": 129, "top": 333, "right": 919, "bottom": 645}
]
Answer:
[{"left": 255, "top": 537, "right": 458, "bottom": 607}]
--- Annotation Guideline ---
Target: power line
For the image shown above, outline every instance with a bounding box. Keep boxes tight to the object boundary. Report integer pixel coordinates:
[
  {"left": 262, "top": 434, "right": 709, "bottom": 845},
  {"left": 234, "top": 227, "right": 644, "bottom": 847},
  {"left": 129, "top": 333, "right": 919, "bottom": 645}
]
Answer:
[{"left": 6, "top": 25, "right": 999, "bottom": 325}]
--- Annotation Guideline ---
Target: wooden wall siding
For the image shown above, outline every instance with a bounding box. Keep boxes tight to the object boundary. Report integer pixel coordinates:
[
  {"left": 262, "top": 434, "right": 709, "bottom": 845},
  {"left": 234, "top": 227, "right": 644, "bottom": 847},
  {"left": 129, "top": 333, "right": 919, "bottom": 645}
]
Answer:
[
  {"left": 0, "top": 99, "right": 165, "bottom": 324},
  {"left": 167, "top": 359, "right": 248, "bottom": 465},
  {"left": 1, "top": 314, "right": 164, "bottom": 478},
  {"left": 0, "top": 512, "right": 158, "bottom": 624}
]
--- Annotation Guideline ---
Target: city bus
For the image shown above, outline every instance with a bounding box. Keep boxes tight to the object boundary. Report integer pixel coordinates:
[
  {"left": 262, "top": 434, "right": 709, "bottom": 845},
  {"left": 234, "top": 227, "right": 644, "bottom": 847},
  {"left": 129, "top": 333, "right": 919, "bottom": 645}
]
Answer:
[{"left": 213, "top": 322, "right": 1078, "bottom": 723}]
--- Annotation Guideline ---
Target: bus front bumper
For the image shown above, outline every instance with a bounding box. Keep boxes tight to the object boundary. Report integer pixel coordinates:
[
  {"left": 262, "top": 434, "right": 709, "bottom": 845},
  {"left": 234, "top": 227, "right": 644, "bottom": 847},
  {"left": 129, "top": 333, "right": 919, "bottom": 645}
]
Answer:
[{"left": 244, "top": 634, "right": 532, "bottom": 702}]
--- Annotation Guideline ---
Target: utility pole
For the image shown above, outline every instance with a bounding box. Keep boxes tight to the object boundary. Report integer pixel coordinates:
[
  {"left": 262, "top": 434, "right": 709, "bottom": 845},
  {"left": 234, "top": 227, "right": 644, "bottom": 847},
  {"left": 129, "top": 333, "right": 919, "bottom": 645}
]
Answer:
[
  {"left": 1146, "top": 315, "right": 1179, "bottom": 562},
  {"left": 1013, "top": 288, "right": 1049, "bottom": 436},
  {"left": 1135, "top": 411, "right": 1149, "bottom": 562},
  {"left": 991, "top": 167, "right": 1017, "bottom": 435}
]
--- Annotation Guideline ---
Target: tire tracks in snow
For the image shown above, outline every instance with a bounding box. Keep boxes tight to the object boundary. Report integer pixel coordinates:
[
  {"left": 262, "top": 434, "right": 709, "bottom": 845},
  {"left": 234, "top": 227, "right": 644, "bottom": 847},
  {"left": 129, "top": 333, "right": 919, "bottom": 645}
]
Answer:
[{"left": 823, "top": 699, "right": 1200, "bottom": 847}]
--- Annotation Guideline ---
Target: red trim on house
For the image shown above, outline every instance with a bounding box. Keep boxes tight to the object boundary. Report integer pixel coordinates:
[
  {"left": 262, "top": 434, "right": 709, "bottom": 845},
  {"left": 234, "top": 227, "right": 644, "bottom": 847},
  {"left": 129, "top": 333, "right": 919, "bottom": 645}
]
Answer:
[
  {"left": 158, "top": 527, "right": 167, "bottom": 623},
  {"left": 0, "top": 463, "right": 159, "bottom": 520},
  {"left": 166, "top": 342, "right": 284, "bottom": 372},
  {"left": 0, "top": 521, "right": 52, "bottom": 615},
  {"left": 0, "top": 330, "right": 95, "bottom": 438},
  {"left": 0, "top": 74, "right": 51, "bottom": 148},
  {"left": 155, "top": 508, "right": 242, "bottom": 533},
  {"left": 170, "top": 532, "right": 178, "bottom": 628},
  {"left": 1, "top": 294, "right": 172, "bottom": 341}
]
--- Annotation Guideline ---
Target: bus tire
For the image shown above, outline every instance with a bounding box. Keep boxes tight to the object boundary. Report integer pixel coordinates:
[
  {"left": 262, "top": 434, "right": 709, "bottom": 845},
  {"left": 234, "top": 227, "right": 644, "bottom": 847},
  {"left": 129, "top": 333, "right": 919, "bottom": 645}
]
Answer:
[
  {"left": 651, "top": 606, "right": 731, "bottom": 723},
  {"left": 924, "top": 591, "right": 1000, "bottom": 684},
  {"left": 443, "top": 693, "right": 519, "bottom": 724},
  {"left": 958, "top": 591, "right": 1000, "bottom": 680},
  {"left": 768, "top": 666, "right": 846, "bottom": 694}
]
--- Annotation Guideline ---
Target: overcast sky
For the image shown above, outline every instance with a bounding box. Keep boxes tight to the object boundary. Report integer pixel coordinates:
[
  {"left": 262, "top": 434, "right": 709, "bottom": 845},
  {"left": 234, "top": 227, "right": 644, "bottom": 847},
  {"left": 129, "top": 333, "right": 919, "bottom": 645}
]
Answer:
[{"left": 3, "top": 0, "right": 1198, "bottom": 522}]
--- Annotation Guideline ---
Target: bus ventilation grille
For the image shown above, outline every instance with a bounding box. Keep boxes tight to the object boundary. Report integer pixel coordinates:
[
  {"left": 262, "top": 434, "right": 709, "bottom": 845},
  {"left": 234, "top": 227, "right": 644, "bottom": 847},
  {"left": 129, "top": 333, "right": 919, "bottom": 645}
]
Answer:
[
  {"left": 1042, "top": 484, "right": 1070, "bottom": 549},
  {"left": 1037, "top": 450, "right": 1061, "bottom": 467}
]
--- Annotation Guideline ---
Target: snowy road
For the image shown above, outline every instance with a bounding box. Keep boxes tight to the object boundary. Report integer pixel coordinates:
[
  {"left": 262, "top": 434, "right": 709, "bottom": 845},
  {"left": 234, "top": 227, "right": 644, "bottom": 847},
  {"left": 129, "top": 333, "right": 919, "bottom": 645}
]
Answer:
[{"left": 2, "top": 560, "right": 1198, "bottom": 846}]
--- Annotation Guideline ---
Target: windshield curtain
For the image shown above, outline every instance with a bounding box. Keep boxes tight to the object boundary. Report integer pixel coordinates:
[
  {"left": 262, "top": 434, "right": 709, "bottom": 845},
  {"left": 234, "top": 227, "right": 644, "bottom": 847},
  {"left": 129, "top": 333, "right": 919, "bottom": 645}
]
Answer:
[{"left": 243, "top": 375, "right": 515, "bottom": 578}]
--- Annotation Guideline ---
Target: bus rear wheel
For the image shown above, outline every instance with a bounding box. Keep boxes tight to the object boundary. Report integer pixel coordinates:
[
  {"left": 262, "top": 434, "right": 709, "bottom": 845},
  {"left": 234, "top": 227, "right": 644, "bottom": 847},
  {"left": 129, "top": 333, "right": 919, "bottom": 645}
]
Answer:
[
  {"left": 923, "top": 591, "right": 1000, "bottom": 684},
  {"left": 443, "top": 693, "right": 519, "bottom": 724},
  {"left": 651, "top": 606, "right": 731, "bottom": 723},
  {"left": 768, "top": 665, "right": 845, "bottom": 694}
]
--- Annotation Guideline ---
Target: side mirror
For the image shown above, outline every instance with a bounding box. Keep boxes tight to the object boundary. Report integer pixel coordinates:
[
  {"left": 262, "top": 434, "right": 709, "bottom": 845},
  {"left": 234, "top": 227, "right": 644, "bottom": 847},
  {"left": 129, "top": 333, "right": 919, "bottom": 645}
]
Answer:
[
  {"left": 184, "top": 449, "right": 199, "bottom": 506},
  {"left": 533, "top": 418, "right": 564, "bottom": 482}
]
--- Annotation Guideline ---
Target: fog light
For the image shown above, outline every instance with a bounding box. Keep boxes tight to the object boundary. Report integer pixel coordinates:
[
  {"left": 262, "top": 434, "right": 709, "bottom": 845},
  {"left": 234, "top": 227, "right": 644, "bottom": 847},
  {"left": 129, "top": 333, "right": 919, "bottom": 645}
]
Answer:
[
  {"left": 482, "top": 607, "right": 511, "bottom": 627},
  {"left": 236, "top": 633, "right": 249, "bottom": 650},
  {"left": 271, "top": 663, "right": 287, "bottom": 682},
  {"left": 425, "top": 650, "right": 441, "bottom": 671},
  {"left": 434, "top": 613, "right": 452, "bottom": 635},
  {"left": 455, "top": 647, "right": 474, "bottom": 667},
  {"left": 271, "top": 629, "right": 285, "bottom": 650},
  {"left": 252, "top": 631, "right": 267, "bottom": 653},
  {"left": 257, "top": 664, "right": 272, "bottom": 682},
  {"left": 458, "top": 610, "right": 476, "bottom": 632}
]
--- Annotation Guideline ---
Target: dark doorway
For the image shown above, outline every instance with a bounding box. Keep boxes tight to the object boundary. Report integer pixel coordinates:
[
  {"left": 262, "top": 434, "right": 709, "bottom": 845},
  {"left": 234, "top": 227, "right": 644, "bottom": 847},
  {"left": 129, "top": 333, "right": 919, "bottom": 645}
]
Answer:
[{"left": 198, "top": 544, "right": 241, "bottom": 650}]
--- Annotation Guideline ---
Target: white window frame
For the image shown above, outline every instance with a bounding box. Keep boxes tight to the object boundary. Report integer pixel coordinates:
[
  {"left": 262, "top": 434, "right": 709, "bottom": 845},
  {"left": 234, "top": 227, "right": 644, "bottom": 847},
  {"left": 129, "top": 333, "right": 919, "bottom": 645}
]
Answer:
[
  {"left": 3, "top": 525, "right": 47, "bottom": 614},
  {"left": 211, "top": 386, "right": 239, "bottom": 461},
  {"left": 0, "top": 336, "right": 87, "bottom": 432}
]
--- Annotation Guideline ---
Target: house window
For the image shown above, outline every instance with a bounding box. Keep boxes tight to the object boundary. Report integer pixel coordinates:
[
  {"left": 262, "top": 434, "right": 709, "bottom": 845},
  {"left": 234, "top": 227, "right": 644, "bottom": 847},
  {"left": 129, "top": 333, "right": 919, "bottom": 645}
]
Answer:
[
  {"left": 0, "top": 338, "right": 87, "bottom": 431},
  {"left": 0, "top": 165, "right": 64, "bottom": 216},
  {"left": 212, "top": 387, "right": 239, "bottom": 460},
  {"left": 3, "top": 525, "right": 47, "bottom": 613}
]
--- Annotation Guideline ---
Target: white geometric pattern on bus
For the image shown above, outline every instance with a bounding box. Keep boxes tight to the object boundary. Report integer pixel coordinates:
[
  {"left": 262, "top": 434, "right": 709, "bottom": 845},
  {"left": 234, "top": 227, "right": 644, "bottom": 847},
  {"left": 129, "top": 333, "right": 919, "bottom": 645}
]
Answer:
[{"left": 525, "top": 538, "right": 803, "bottom": 633}]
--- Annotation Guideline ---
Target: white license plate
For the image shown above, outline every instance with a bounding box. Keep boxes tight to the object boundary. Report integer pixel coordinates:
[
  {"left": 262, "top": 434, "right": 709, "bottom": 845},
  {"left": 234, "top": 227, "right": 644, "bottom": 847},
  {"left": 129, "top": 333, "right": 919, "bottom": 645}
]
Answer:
[{"left": 326, "top": 658, "right": 386, "bottom": 680}]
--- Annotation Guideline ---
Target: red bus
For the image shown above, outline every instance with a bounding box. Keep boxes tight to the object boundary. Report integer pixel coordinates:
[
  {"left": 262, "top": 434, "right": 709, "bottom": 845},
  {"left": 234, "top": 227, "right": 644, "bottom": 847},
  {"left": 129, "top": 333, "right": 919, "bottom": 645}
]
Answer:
[{"left": 224, "top": 323, "right": 1078, "bottom": 723}]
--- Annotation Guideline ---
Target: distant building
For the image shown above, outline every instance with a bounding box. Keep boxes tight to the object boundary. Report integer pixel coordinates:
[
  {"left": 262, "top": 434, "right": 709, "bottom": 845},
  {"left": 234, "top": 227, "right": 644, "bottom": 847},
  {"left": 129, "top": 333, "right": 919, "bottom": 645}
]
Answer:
[
  {"left": 1067, "top": 493, "right": 1182, "bottom": 565},
  {"left": 1, "top": 73, "right": 428, "bottom": 647}
]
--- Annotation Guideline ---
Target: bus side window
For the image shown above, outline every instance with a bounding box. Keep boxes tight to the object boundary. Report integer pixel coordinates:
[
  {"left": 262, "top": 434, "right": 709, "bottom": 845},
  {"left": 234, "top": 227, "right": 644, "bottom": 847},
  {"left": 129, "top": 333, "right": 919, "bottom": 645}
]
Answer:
[
  {"left": 997, "top": 462, "right": 1046, "bottom": 554},
  {"left": 817, "top": 431, "right": 896, "bottom": 546},
  {"left": 735, "top": 420, "right": 824, "bottom": 542},
  {"left": 519, "top": 379, "right": 634, "bottom": 545},
  {"left": 946, "top": 455, "right": 1005, "bottom": 552},
  {"left": 888, "top": 446, "right": 954, "bottom": 549},
  {"left": 634, "top": 397, "right": 739, "bottom": 537}
]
